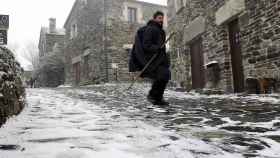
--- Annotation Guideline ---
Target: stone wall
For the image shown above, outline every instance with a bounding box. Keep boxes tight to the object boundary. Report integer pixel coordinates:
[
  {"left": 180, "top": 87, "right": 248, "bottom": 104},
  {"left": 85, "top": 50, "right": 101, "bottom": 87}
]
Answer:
[
  {"left": 64, "top": 0, "right": 167, "bottom": 85},
  {"left": 242, "top": 0, "right": 280, "bottom": 83},
  {"left": 105, "top": 0, "right": 167, "bottom": 82},
  {"left": 168, "top": 0, "right": 280, "bottom": 93},
  {"left": 45, "top": 34, "right": 65, "bottom": 55},
  {"left": 64, "top": 0, "right": 106, "bottom": 85},
  {"left": 0, "top": 46, "right": 25, "bottom": 127}
]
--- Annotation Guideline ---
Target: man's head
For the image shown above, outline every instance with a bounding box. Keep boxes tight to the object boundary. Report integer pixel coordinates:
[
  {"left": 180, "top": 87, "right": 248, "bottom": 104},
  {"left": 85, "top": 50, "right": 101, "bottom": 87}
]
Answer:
[{"left": 153, "top": 11, "right": 164, "bottom": 26}]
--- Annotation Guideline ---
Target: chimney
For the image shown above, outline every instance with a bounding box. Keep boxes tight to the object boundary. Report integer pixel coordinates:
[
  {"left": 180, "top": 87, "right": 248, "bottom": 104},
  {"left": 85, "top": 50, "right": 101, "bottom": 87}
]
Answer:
[{"left": 49, "top": 18, "right": 56, "bottom": 33}]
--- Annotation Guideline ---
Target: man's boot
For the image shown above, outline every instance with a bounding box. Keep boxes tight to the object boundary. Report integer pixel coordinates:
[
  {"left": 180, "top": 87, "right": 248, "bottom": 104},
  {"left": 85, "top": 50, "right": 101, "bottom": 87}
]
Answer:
[
  {"left": 147, "top": 94, "right": 169, "bottom": 106},
  {"left": 147, "top": 80, "right": 169, "bottom": 106}
]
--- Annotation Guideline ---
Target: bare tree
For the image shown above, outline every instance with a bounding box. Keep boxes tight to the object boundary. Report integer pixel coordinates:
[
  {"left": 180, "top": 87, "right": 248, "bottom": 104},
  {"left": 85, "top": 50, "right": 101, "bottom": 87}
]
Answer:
[
  {"left": 22, "top": 41, "right": 40, "bottom": 70},
  {"left": 7, "top": 42, "right": 20, "bottom": 60}
]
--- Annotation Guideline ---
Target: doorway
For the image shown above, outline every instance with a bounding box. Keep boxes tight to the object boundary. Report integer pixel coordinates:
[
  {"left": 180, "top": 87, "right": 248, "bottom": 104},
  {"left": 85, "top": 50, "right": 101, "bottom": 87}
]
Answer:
[
  {"left": 228, "top": 19, "right": 245, "bottom": 93},
  {"left": 190, "top": 37, "right": 205, "bottom": 89},
  {"left": 73, "top": 62, "right": 81, "bottom": 85}
]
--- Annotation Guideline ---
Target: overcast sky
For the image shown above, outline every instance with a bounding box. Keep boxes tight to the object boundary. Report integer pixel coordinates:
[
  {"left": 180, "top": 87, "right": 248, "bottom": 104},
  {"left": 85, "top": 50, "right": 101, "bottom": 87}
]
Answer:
[{"left": 0, "top": 0, "right": 166, "bottom": 69}]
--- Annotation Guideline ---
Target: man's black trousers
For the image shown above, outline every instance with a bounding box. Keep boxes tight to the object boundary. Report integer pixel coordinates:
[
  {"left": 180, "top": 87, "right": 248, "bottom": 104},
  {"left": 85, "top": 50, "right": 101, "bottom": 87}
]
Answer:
[{"left": 148, "top": 66, "right": 171, "bottom": 101}]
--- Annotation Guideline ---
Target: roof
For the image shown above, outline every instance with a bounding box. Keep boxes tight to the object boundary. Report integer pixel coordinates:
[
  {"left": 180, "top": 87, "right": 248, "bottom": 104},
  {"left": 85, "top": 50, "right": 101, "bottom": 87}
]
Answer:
[
  {"left": 64, "top": 0, "right": 79, "bottom": 28},
  {"left": 64, "top": 0, "right": 167, "bottom": 28},
  {"left": 41, "top": 27, "right": 65, "bottom": 36},
  {"left": 38, "top": 27, "right": 65, "bottom": 52},
  {"left": 135, "top": 0, "right": 167, "bottom": 8}
]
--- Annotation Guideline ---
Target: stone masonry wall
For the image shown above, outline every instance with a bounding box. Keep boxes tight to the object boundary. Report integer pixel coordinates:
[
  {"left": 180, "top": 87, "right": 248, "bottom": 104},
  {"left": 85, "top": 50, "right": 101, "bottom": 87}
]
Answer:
[
  {"left": 105, "top": 0, "right": 168, "bottom": 82},
  {"left": 64, "top": 0, "right": 167, "bottom": 85},
  {"left": 168, "top": 0, "right": 280, "bottom": 92},
  {"left": 45, "top": 34, "right": 65, "bottom": 55},
  {"left": 64, "top": 0, "right": 106, "bottom": 85},
  {"left": 242, "top": 0, "right": 280, "bottom": 81}
]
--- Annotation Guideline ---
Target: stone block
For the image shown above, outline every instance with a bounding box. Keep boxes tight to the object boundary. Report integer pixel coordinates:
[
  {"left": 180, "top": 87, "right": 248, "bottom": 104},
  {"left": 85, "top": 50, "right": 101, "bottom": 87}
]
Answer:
[
  {"left": 183, "top": 16, "right": 206, "bottom": 44},
  {"left": 72, "top": 55, "right": 82, "bottom": 64},
  {"left": 123, "top": 44, "right": 133, "bottom": 50},
  {"left": 248, "top": 58, "right": 257, "bottom": 64},
  {"left": 83, "top": 48, "right": 91, "bottom": 56},
  {"left": 215, "top": 0, "right": 245, "bottom": 26}
]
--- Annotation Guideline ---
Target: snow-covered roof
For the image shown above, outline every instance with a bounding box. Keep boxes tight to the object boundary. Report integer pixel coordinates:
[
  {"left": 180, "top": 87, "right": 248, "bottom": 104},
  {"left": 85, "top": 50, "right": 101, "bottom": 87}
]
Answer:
[
  {"left": 135, "top": 0, "right": 167, "bottom": 7},
  {"left": 41, "top": 27, "right": 65, "bottom": 36}
]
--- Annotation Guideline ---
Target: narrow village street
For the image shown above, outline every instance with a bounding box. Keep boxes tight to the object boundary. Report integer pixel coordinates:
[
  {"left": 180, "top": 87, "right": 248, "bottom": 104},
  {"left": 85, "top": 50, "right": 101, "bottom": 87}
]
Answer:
[
  {"left": 1, "top": 0, "right": 280, "bottom": 157},
  {"left": 1, "top": 84, "right": 280, "bottom": 158}
]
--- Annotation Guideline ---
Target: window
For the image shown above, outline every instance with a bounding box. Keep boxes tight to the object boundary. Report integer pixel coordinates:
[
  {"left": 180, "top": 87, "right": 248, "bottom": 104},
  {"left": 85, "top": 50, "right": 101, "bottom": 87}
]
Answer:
[
  {"left": 80, "top": 0, "right": 87, "bottom": 6},
  {"left": 128, "top": 7, "right": 137, "bottom": 23},
  {"left": 176, "top": 0, "right": 186, "bottom": 12},
  {"left": 70, "top": 23, "right": 78, "bottom": 39},
  {"left": 40, "top": 43, "right": 45, "bottom": 57},
  {"left": 180, "top": 0, "right": 185, "bottom": 7}
]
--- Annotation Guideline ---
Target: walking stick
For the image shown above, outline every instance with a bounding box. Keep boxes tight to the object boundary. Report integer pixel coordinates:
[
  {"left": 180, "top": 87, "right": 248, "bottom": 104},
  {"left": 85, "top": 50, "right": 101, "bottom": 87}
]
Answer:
[{"left": 126, "top": 32, "right": 175, "bottom": 90}]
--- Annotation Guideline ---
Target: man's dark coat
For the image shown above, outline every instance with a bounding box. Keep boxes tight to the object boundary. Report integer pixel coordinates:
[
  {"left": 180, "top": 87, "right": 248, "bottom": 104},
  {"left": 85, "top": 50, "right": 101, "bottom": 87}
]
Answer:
[{"left": 129, "top": 20, "right": 170, "bottom": 80}]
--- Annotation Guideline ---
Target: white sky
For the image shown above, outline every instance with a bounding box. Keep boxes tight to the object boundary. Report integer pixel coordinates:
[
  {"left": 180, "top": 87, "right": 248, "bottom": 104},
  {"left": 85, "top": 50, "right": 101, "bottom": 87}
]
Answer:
[{"left": 0, "top": 0, "right": 166, "bottom": 69}]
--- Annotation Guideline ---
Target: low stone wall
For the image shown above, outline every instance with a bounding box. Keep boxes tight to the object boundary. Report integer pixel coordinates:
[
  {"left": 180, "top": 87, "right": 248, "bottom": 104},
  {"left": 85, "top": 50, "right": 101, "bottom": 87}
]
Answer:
[{"left": 0, "top": 46, "right": 25, "bottom": 127}]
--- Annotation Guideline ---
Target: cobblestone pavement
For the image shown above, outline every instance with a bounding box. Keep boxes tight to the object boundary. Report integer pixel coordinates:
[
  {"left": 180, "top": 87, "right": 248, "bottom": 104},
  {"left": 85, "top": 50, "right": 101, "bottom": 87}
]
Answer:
[{"left": 0, "top": 83, "right": 280, "bottom": 158}]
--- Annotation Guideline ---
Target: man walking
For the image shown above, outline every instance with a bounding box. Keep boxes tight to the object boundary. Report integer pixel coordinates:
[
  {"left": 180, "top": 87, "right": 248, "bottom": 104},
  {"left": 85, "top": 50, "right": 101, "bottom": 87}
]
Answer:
[{"left": 129, "top": 11, "right": 170, "bottom": 106}]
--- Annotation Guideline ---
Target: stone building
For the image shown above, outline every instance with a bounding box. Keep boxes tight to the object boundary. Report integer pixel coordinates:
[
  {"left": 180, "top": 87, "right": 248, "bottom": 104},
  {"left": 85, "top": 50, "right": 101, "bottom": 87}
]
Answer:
[
  {"left": 38, "top": 18, "right": 65, "bottom": 87},
  {"left": 64, "top": 0, "right": 167, "bottom": 85},
  {"left": 168, "top": 0, "right": 280, "bottom": 93}
]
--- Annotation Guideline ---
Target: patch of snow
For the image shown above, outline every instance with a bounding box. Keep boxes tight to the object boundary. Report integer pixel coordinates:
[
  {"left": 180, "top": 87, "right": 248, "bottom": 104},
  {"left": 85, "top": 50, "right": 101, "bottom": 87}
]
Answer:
[
  {"left": 205, "top": 61, "right": 219, "bottom": 67},
  {"left": 243, "top": 118, "right": 280, "bottom": 130},
  {"left": 258, "top": 138, "right": 280, "bottom": 157},
  {"left": 1, "top": 88, "right": 251, "bottom": 158},
  {"left": 2, "top": 86, "right": 280, "bottom": 158},
  {"left": 58, "top": 84, "right": 72, "bottom": 88},
  {"left": 165, "top": 90, "right": 280, "bottom": 104},
  {"left": 215, "top": 117, "right": 242, "bottom": 129}
]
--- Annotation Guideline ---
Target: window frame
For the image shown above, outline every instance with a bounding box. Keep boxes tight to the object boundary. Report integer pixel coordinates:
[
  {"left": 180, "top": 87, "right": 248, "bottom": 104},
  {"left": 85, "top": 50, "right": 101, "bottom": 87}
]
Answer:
[
  {"left": 81, "top": 0, "right": 87, "bottom": 6},
  {"left": 127, "top": 7, "right": 137, "bottom": 23},
  {"left": 70, "top": 23, "right": 78, "bottom": 39},
  {"left": 175, "top": 0, "right": 186, "bottom": 13}
]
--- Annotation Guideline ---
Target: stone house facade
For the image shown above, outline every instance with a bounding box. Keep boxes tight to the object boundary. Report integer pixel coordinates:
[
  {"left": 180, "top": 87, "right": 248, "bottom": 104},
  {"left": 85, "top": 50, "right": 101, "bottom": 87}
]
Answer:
[
  {"left": 64, "top": 0, "right": 167, "bottom": 85},
  {"left": 168, "top": 0, "right": 280, "bottom": 93},
  {"left": 38, "top": 18, "right": 65, "bottom": 87}
]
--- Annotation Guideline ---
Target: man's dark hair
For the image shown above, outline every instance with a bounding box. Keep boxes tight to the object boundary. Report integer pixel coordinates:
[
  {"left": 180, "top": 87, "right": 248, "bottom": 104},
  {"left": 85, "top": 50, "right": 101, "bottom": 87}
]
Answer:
[{"left": 153, "top": 11, "right": 164, "bottom": 19}]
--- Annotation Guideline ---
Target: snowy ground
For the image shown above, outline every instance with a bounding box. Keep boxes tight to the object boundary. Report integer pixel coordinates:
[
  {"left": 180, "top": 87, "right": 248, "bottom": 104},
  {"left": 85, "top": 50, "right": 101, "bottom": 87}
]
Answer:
[{"left": 0, "top": 83, "right": 280, "bottom": 158}]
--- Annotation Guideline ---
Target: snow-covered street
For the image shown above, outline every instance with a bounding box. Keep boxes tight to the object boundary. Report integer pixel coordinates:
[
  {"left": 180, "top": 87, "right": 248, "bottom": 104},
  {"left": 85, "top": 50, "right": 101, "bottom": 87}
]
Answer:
[{"left": 1, "top": 84, "right": 280, "bottom": 158}]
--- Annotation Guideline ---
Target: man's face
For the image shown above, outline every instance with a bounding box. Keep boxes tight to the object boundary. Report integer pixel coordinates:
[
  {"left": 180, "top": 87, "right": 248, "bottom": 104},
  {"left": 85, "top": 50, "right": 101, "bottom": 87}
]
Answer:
[{"left": 154, "top": 15, "right": 164, "bottom": 26}]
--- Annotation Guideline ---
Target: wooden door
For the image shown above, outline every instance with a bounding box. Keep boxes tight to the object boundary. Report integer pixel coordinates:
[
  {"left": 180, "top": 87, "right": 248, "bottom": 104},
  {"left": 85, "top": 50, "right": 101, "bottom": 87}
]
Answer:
[
  {"left": 74, "top": 62, "right": 81, "bottom": 85},
  {"left": 228, "top": 19, "right": 245, "bottom": 93},
  {"left": 84, "top": 55, "right": 90, "bottom": 79},
  {"left": 190, "top": 37, "right": 205, "bottom": 89}
]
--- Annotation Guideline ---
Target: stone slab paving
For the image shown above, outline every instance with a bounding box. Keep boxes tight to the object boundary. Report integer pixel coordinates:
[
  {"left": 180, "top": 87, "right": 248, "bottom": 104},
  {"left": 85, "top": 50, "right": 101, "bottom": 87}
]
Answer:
[{"left": 0, "top": 83, "right": 280, "bottom": 158}]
